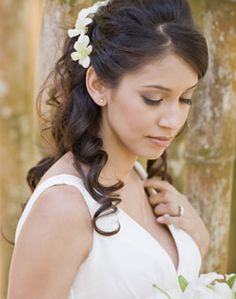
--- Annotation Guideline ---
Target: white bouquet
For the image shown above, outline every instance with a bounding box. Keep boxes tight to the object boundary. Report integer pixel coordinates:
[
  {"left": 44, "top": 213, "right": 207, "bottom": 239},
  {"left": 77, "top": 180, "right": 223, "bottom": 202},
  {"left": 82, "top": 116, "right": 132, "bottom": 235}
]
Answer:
[{"left": 153, "top": 272, "right": 236, "bottom": 298}]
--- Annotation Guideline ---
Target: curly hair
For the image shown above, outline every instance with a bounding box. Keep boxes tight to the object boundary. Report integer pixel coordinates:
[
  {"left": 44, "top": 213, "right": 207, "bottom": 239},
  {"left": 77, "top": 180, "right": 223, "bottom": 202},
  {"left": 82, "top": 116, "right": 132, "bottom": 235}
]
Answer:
[{"left": 25, "top": 0, "right": 208, "bottom": 237}]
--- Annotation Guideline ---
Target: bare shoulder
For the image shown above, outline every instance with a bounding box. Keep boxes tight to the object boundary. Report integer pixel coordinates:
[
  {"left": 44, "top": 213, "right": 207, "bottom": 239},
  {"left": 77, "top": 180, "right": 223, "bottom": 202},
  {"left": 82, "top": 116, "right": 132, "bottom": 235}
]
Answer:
[
  {"left": 24, "top": 184, "right": 93, "bottom": 254},
  {"left": 8, "top": 184, "right": 93, "bottom": 299}
]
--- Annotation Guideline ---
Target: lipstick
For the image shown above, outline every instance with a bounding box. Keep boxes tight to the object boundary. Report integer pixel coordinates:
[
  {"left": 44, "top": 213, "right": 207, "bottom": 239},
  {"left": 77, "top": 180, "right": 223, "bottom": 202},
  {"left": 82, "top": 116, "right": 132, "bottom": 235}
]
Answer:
[{"left": 148, "top": 136, "right": 173, "bottom": 147}]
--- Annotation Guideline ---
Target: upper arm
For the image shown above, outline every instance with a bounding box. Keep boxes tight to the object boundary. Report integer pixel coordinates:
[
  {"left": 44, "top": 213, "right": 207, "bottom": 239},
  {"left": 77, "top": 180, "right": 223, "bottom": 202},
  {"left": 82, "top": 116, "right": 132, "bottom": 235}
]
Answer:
[{"left": 7, "top": 185, "right": 93, "bottom": 299}]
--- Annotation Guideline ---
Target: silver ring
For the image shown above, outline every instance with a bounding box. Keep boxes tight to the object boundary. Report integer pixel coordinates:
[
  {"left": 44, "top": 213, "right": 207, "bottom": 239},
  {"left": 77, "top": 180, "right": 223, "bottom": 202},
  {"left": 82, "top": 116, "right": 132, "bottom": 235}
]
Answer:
[{"left": 177, "top": 205, "right": 184, "bottom": 217}]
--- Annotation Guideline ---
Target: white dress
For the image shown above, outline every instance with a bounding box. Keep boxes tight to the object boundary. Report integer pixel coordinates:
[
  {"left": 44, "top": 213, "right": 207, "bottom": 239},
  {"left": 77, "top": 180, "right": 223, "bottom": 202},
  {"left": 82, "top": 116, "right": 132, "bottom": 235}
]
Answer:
[{"left": 14, "top": 161, "right": 201, "bottom": 299}]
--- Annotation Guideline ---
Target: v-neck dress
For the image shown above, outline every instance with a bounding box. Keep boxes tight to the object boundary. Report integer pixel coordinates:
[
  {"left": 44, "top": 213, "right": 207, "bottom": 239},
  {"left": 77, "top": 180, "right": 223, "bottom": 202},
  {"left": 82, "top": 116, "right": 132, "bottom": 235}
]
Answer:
[{"left": 14, "top": 161, "right": 201, "bottom": 299}]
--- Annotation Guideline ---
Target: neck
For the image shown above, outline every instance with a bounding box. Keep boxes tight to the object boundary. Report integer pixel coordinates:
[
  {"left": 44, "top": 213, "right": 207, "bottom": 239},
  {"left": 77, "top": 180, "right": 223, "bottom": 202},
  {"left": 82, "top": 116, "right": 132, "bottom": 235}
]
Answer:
[
  {"left": 98, "top": 124, "right": 139, "bottom": 186},
  {"left": 99, "top": 157, "right": 138, "bottom": 187}
]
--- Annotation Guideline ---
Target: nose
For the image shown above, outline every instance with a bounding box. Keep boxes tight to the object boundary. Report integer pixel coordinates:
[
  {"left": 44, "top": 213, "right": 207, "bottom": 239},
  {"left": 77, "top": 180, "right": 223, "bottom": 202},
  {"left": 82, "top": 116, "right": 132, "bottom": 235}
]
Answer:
[{"left": 158, "top": 106, "right": 181, "bottom": 131}]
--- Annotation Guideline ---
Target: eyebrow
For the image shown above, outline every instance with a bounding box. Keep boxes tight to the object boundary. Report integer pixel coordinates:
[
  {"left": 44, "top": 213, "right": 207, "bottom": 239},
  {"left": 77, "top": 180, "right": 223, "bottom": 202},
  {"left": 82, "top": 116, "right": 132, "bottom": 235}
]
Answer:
[{"left": 141, "top": 82, "right": 198, "bottom": 92}]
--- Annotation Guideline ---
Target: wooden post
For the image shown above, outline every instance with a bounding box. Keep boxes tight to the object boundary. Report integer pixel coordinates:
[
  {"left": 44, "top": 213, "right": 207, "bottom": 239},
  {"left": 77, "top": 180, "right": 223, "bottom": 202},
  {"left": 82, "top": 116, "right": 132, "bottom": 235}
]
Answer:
[
  {"left": 0, "top": 1, "right": 42, "bottom": 298},
  {"left": 183, "top": 0, "right": 236, "bottom": 272},
  {"left": 228, "top": 142, "right": 236, "bottom": 272},
  {"left": 0, "top": 1, "right": 94, "bottom": 298},
  {"left": 33, "top": 0, "right": 94, "bottom": 157}
]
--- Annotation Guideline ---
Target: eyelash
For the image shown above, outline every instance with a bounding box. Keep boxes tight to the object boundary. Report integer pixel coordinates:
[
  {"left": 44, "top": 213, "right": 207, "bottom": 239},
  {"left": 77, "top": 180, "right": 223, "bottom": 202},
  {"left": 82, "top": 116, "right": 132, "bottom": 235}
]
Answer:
[{"left": 142, "top": 96, "right": 192, "bottom": 106}]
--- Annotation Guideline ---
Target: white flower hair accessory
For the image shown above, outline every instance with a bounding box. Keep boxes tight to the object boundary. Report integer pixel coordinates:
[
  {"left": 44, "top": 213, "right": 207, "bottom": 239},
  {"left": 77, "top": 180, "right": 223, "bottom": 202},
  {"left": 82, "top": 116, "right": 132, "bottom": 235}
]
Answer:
[{"left": 68, "top": 0, "right": 110, "bottom": 68}]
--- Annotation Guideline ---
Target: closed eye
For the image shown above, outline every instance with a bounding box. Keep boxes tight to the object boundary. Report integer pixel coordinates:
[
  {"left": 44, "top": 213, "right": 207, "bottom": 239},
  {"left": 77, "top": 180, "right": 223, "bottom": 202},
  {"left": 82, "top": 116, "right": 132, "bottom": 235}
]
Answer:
[
  {"left": 142, "top": 96, "right": 163, "bottom": 105},
  {"left": 180, "top": 98, "right": 192, "bottom": 105},
  {"left": 142, "top": 96, "right": 192, "bottom": 106}
]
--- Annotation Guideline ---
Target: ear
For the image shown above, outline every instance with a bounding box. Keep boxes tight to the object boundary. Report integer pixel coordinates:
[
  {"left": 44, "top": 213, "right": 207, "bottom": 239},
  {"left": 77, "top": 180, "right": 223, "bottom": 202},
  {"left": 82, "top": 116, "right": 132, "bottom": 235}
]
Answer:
[{"left": 85, "top": 66, "right": 107, "bottom": 106}]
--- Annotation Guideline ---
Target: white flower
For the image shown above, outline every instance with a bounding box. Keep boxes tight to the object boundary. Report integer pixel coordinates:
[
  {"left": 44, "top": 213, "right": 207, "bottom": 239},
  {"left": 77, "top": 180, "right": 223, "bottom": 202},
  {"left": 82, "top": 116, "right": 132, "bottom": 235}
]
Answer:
[
  {"left": 78, "top": 7, "right": 91, "bottom": 20},
  {"left": 180, "top": 273, "right": 232, "bottom": 299},
  {"left": 154, "top": 272, "right": 236, "bottom": 299},
  {"left": 195, "top": 272, "right": 224, "bottom": 286},
  {"left": 68, "top": 0, "right": 110, "bottom": 68},
  {"left": 210, "top": 282, "right": 232, "bottom": 299},
  {"left": 153, "top": 284, "right": 182, "bottom": 299},
  {"left": 88, "top": 0, "right": 110, "bottom": 13},
  {"left": 181, "top": 286, "right": 222, "bottom": 299},
  {"left": 167, "top": 288, "right": 182, "bottom": 299},
  {"left": 71, "top": 34, "right": 92, "bottom": 68},
  {"left": 68, "top": 15, "right": 92, "bottom": 38},
  {"left": 78, "top": 1, "right": 109, "bottom": 20}
]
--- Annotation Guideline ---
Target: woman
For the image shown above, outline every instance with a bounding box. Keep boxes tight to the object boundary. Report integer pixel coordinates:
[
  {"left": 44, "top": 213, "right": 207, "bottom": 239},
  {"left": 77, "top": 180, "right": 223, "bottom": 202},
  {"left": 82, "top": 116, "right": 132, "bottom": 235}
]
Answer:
[{"left": 7, "top": 0, "right": 210, "bottom": 298}]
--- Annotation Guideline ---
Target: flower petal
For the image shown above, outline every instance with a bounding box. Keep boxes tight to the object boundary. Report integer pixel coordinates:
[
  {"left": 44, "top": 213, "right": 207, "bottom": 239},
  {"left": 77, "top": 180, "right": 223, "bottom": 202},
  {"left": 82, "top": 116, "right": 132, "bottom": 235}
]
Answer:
[
  {"left": 83, "top": 17, "right": 93, "bottom": 26},
  {"left": 199, "top": 272, "right": 224, "bottom": 286},
  {"left": 80, "top": 56, "right": 90, "bottom": 68},
  {"left": 74, "top": 20, "right": 86, "bottom": 34},
  {"left": 78, "top": 34, "right": 90, "bottom": 46},
  {"left": 212, "top": 282, "right": 232, "bottom": 298},
  {"left": 88, "top": 5, "right": 99, "bottom": 15},
  {"left": 71, "top": 52, "right": 80, "bottom": 61},
  {"left": 87, "top": 45, "right": 93, "bottom": 54},
  {"left": 79, "top": 8, "right": 90, "bottom": 20},
  {"left": 73, "top": 40, "right": 80, "bottom": 51},
  {"left": 68, "top": 28, "right": 79, "bottom": 38}
]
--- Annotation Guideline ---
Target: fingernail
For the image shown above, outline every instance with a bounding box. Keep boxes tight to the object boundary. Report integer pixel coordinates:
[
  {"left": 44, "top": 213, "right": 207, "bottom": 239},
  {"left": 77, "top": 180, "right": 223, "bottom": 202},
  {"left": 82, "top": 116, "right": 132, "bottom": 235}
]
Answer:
[{"left": 156, "top": 214, "right": 170, "bottom": 222}]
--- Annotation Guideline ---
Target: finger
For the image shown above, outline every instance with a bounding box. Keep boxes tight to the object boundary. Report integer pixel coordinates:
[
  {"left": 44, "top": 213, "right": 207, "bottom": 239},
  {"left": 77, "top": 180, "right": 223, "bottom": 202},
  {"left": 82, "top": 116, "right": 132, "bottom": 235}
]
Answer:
[
  {"left": 154, "top": 202, "right": 179, "bottom": 217},
  {"left": 156, "top": 214, "right": 184, "bottom": 228},
  {"left": 148, "top": 193, "right": 168, "bottom": 206},
  {"left": 143, "top": 178, "right": 176, "bottom": 193},
  {"left": 145, "top": 187, "right": 158, "bottom": 196}
]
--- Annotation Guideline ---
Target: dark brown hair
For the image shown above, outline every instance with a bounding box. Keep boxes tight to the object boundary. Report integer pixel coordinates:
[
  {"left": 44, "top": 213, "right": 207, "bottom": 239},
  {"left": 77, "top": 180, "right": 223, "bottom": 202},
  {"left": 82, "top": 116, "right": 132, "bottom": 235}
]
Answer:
[{"left": 25, "top": 0, "right": 208, "bottom": 236}]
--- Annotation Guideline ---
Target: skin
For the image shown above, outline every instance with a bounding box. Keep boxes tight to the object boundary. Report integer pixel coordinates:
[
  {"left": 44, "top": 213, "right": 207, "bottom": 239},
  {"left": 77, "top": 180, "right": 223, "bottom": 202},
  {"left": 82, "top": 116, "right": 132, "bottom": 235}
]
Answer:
[
  {"left": 87, "top": 52, "right": 209, "bottom": 257},
  {"left": 7, "top": 52, "right": 209, "bottom": 298},
  {"left": 87, "top": 52, "right": 197, "bottom": 181}
]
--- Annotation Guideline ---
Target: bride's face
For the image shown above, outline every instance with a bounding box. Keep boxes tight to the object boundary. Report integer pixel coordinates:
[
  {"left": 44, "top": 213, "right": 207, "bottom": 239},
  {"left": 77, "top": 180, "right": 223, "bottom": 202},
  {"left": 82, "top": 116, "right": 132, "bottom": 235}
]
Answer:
[{"left": 100, "top": 52, "right": 198, "bottom": 160}]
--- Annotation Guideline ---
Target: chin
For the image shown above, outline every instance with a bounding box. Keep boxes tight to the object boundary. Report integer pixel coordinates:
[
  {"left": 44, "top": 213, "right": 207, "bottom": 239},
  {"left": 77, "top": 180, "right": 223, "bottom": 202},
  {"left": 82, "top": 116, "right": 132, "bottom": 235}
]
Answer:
[{"left": 140, "top": 150, "right": 164, "bottom": 160}]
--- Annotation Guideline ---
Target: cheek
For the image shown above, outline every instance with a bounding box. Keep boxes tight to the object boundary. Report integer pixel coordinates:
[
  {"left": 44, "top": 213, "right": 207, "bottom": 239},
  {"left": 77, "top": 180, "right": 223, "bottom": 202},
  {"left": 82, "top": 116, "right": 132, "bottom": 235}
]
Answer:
[
  {"left": 108, "top": 98, "right": 153, "bottom": 137},
  {"left": 180, "top": 107, "right": 191, "bottom": 125}
]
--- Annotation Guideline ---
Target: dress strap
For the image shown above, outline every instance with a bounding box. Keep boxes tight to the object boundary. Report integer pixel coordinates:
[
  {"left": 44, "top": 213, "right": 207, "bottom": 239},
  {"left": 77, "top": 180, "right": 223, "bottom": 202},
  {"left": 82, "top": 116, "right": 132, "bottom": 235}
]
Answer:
[{"left": 15, "top": 161, "right": 146, "bottom": 243}]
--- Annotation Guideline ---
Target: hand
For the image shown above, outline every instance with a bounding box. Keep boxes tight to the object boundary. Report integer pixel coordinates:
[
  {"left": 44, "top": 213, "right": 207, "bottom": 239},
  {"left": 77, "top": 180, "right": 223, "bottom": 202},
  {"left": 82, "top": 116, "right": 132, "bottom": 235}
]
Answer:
[{"left": 143, "top": 178, "right": 210, "bottom": 258}]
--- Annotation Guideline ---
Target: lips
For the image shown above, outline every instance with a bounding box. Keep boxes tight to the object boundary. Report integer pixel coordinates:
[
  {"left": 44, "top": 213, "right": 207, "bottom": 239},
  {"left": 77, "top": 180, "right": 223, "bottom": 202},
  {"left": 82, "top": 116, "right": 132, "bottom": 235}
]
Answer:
[{"left": 147, "top": 136, "right": 173, "bottom": 147}]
